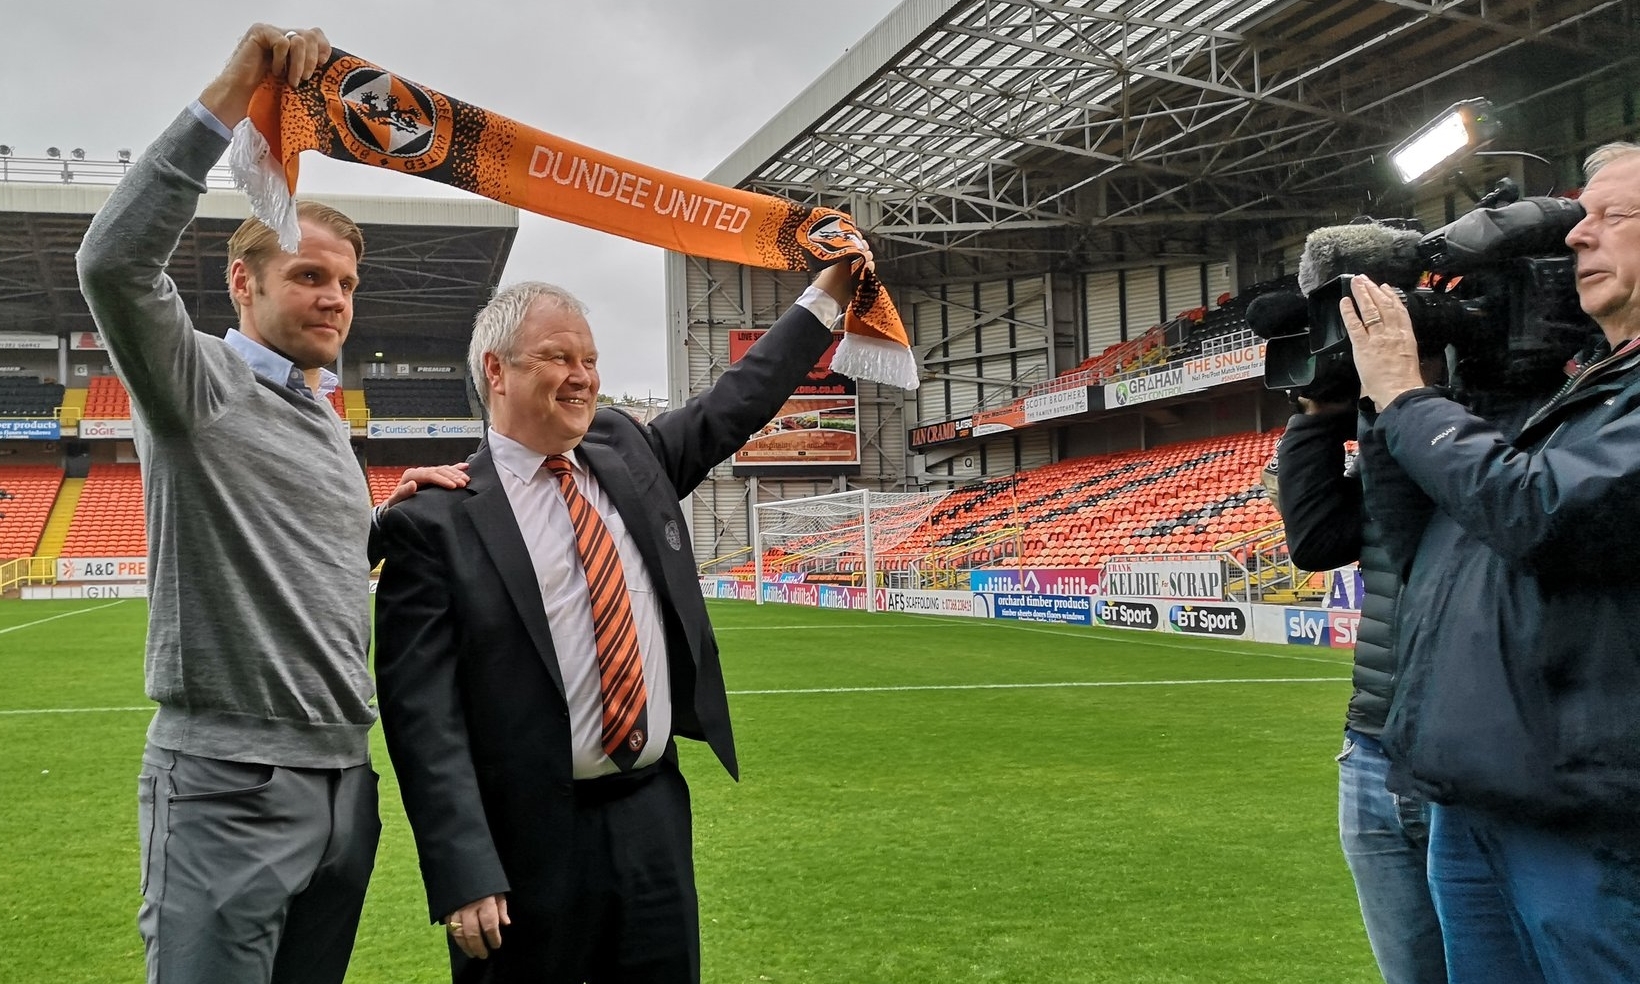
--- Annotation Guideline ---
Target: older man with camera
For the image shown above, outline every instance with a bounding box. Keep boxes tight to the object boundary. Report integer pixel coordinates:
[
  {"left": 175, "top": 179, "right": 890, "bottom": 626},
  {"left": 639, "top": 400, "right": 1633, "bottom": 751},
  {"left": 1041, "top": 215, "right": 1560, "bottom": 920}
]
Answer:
[{"left": 1342, "top": 142, "right": 1640, "bottom": 984}]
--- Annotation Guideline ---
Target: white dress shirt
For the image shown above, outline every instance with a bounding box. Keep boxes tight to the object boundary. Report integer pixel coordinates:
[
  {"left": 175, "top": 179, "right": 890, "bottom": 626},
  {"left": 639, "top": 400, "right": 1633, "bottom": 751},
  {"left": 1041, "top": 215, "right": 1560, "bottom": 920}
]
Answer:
[{"left": 488, "top": 428, "right": 672, "bottom": 778}]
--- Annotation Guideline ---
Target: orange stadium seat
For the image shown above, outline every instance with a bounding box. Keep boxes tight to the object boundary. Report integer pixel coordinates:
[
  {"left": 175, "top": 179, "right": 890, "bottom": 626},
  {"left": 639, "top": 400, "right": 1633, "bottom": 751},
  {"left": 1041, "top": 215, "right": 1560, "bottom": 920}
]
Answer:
[
  {"left": 367, "top": 465, "right": 450, "bottom": 506},
  {"left": 61, "top": 464, "right": 146, "bottom": 557},
  {"left": 0, "top": 465, "right": 66, "bottom": 559},
  {"left": 42, "top": 464, "right": 445, "bottom": 558},
  {"left": 744, "top": 429, "right": 1286, "bottom": 577},
  {"left": 83, "top": 376, "right": 132, "bottom": 419}
]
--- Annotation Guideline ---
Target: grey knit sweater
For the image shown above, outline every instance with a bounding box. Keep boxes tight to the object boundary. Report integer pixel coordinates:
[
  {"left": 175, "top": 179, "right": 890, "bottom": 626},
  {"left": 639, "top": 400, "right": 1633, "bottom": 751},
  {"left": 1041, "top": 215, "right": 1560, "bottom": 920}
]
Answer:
[{"left": 77, "top": 110, "right": 375, "bottom": 768}]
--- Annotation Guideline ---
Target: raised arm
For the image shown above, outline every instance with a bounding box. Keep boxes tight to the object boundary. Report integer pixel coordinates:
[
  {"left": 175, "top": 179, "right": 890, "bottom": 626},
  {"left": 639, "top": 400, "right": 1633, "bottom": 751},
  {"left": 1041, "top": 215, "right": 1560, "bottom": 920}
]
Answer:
[
  {"left": 646, "top": 259, "right": 860, "bottom": 494},
  {"left": 76, "top": 25, "right": 333, "bottom": 433}
]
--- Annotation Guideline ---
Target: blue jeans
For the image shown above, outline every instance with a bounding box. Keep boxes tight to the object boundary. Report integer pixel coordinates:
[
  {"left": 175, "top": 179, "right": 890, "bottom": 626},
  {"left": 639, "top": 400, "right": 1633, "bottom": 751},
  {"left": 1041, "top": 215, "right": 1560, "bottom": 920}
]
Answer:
[
  {"left": 1337, "top": 730, "right": 1446, "bottom": 984},
  {"left": 1430, "top": 802, "right": 1640, "bottom": 984}
]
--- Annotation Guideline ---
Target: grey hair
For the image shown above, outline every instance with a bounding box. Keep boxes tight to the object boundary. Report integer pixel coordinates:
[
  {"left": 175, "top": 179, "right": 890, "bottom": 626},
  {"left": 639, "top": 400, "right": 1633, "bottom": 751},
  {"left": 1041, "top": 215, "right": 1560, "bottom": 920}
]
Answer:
[
  {"left": 467, "top": 281, "right": 589, "bottom": 411},
  {"left": 1585, "top": 142, "right": 1640, "bottom": 180}
]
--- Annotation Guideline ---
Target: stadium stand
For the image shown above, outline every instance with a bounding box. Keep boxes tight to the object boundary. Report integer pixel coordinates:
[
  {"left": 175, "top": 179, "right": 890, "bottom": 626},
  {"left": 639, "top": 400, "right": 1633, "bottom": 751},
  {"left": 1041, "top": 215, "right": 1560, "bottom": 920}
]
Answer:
[
  {"left": 360, "top": 378, "right": 472, "bottom": 419},
  {"left": 83, "top": 376, "right": 131, "bottom": 418},
  {"left": 60, "top": 464, "right": 146, "bottom": 557},
  {"left": 84, "top": 376, "right": 348, "bottom": 421},
  {"left": 365, "top": 466, "right": 402, "bottom": 505},
  {"left": 0, "top": 377, "right": 66, "bottom": 417},
  {"left": 0, "top": 466, "right": 66, "bottom": 559},
  {"left": 32, "top": 465, "right": 434, "bottom": 562},
  {"left": 365, "top": 466, "right": 453, "bottom": 506},
  {"left": 736, "top": 429, "right": 1283, "bottom": 577}
]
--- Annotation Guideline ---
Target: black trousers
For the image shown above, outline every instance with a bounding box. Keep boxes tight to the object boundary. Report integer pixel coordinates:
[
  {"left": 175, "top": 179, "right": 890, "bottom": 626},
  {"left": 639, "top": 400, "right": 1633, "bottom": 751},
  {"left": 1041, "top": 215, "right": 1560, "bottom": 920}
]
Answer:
[{"left": 454, "top": 758, "right": 699, "bottom": 984}]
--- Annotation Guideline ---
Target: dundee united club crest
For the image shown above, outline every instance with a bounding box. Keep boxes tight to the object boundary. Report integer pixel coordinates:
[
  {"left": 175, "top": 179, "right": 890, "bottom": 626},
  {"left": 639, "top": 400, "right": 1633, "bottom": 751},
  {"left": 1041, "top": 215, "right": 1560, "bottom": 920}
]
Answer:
[
  {"left": 799, "top": 213, "right": 869, "bottom": 263},
  {"left": 326, "top": 60, "right": 452, "bottom": 172}
]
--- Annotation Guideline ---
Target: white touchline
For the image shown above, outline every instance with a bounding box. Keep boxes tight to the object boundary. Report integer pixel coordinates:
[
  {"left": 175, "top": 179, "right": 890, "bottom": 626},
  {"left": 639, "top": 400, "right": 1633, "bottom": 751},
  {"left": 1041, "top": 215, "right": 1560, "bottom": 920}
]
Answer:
[
  {"left": 0, "top": 677, "right": 1348, "bottom": 714},
  {"left": 0, "top": 600, "right": 126, "bottom": 636},
  {"left": 0, "top": 706, "right": 151, "bottom": 716},
  {"left": 727, "top": 677, "right": 1345, "bottom": 696}
]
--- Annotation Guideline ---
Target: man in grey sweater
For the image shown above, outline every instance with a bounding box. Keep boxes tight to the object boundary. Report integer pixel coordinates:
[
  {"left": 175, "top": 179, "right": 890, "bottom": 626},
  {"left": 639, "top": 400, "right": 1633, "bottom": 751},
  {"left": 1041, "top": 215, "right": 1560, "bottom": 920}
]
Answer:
[{"left": 77, "top": 23, "right": 465, "bottom": 984}]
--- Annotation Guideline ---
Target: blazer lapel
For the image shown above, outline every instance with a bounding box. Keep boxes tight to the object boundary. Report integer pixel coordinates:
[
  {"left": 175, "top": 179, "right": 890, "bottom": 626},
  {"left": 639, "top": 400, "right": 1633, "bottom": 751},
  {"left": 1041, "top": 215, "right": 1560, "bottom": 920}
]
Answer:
[
  {"left": 577, "top": 439, "right": 677, "bottom": 610},
  {"left": 461, "top": 447, "right": 568, "bottom": 701}
]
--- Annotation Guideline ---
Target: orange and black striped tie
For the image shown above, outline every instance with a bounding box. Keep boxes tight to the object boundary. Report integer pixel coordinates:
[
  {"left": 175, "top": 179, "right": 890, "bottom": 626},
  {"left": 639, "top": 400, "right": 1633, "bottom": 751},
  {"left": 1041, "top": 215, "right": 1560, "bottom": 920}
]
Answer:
[{"left": 544, "top": 455, "right": 649, "bottom": 769}]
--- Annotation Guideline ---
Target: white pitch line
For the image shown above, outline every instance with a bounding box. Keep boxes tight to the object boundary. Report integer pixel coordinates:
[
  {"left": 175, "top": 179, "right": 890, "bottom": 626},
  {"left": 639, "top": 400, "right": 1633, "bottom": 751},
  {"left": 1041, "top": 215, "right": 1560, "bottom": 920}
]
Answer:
[
  {"left": 0, "top": 600, "right": 126, "bottom": 636},
  {"left": 0, "top": 705, "right": 151, "bottom": 716},
  {"left": 728, "top": 677, "right": 1345, "bottom": 696},
  {"left": 0, "top": 676, "right": 1347, "bottom": 716},
  {"left": 716, "top": 624, "right": 887, "bottom": 630}
]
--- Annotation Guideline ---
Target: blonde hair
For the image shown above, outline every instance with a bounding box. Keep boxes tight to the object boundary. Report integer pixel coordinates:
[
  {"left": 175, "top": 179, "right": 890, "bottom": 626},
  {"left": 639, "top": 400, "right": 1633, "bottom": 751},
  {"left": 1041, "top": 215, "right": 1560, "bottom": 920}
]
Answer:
[
  {"left": 1584, "top": 142, "right": 1640, "bottom": 180},
  {"left": 224, "top": 200, "right": 364, "bottom": 309}
]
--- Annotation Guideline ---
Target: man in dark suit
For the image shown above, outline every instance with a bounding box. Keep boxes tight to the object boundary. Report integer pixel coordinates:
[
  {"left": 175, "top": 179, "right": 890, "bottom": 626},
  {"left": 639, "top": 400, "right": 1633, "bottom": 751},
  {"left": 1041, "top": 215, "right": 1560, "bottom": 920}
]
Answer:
[{"left": 374, "top": 255, "right": 863, "bottom": 983}]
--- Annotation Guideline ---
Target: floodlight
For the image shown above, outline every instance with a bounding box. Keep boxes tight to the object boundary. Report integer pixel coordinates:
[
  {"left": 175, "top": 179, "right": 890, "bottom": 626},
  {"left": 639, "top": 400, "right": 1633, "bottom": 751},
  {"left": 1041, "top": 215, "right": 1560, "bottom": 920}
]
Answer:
[
  {"left": 46, "top": 146, "right": 60, "bottom": 158},
  {"left": 70, "top": 148, "right": 85, "bottom": 161},
  {"left": 1389, "top": 98, "right": 1500, "bottom": 184},
  {"left": 117, "top": 149, "right": 131, "bottom": 162},
  {"left": 0, "top": 146, "right": 10, "bottom": 157}
]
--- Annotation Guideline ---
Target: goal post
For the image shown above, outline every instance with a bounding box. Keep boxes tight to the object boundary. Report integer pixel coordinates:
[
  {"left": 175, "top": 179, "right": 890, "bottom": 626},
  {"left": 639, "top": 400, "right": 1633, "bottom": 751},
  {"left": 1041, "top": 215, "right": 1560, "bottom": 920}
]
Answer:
[{"left": 751, "top": 487, "right": 955, "bottom": 611}]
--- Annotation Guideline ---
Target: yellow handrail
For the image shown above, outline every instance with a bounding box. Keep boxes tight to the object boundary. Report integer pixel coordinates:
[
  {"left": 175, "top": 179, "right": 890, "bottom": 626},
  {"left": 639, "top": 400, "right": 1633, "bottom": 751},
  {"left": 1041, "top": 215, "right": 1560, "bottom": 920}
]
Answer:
[{"left": 0, "top": 556, "right": 58, "bottom": 594}]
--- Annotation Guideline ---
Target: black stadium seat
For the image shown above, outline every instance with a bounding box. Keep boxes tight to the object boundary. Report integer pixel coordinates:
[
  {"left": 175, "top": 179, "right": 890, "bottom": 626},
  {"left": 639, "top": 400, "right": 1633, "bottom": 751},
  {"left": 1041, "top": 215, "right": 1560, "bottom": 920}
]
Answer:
[
  {"left": 0, "top": 377, "right": 65, "bottom": 417},
  {"left": 360, "top": 378, "right": 475, "bottom": 419}
]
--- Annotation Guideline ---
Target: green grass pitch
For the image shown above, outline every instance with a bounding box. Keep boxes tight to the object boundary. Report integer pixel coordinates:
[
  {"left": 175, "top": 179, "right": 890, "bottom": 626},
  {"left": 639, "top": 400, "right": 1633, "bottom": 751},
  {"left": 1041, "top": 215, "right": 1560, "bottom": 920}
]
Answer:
[{"left": 0, "top": 597, "right": 1380, "bottom": 983}]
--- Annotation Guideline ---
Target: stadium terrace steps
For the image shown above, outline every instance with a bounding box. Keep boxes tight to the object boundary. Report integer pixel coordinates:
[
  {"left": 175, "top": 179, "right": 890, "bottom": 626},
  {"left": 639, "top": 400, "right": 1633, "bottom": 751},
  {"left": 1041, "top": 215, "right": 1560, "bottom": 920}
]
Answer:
[
  {"left": 60, "top": 387, "right": 88, "bottom": 422},
  {"left": 60, "top": 464, "right": 146, "bottom": 557},
  {"left": 0, "top": 466, "right": 66, "bottom": 560},
  {"left": 35, "top": 477, "right": 85, "bottom": 558}
]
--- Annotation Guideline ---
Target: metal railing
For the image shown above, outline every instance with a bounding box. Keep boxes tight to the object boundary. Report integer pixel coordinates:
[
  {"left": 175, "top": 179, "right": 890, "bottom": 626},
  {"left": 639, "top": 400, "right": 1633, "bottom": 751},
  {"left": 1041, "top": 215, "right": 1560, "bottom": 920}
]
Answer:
[
  {"left": 0, "top": 556, "right": 57, "bottom": 594},
  {"left": 0, "top": 152, "right": 238, "bottom": 189}
]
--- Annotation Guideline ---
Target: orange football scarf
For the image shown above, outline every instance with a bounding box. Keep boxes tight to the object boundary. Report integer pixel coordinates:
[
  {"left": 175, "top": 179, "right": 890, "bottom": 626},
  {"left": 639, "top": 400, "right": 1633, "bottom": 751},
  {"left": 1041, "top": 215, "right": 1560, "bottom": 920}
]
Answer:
[{"left": 229, "top": 48, "right": 918, "bottom": 390}]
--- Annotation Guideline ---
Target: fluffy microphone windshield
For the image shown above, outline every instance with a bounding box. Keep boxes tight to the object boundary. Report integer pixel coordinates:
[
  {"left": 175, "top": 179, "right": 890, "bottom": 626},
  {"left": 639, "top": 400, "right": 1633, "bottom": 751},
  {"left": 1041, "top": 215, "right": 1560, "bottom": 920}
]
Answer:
[
  {"left": 1245, "top": 291, "right": 1309, "bottom": 340},
  {"left": 1297, "top": 223, "right": 1425, "bottom": 296}
]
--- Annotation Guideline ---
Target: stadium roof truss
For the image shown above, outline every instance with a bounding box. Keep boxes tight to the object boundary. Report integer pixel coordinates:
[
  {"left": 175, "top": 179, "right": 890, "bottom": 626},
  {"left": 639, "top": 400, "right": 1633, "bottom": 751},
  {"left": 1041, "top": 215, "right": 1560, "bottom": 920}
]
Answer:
[{"left": 714, "top": 0, "right": 1640, "bottom": 277}]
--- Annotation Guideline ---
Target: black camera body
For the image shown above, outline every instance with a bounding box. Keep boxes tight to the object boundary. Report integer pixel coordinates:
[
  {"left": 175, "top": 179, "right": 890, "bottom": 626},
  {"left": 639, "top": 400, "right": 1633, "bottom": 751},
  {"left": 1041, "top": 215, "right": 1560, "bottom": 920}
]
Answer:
[{"left": 1261, "top": 192, "right": 1595, "bottom": 402}]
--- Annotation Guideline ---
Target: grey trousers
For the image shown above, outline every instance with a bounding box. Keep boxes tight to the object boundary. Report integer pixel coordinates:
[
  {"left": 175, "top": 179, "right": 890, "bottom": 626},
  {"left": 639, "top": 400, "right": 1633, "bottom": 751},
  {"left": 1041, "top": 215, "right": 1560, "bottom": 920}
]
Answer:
[{"left": 137, "top": 743, "right": 381, "bottom": 984}]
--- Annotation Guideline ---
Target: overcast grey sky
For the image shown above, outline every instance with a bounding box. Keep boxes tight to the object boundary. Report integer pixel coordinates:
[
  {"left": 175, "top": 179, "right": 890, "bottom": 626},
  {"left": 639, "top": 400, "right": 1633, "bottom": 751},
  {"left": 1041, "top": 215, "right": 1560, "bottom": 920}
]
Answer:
[{"left": 1, "top": 1, "right": 904, "bottom": 397}]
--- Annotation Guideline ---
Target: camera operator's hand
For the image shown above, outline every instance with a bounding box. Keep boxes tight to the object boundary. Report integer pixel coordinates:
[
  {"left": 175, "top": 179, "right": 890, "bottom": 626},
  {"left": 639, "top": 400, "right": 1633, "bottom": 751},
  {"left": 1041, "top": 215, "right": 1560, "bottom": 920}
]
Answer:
[{"left": 1342, "top": 275, "right": 1426, "bottom": 411}]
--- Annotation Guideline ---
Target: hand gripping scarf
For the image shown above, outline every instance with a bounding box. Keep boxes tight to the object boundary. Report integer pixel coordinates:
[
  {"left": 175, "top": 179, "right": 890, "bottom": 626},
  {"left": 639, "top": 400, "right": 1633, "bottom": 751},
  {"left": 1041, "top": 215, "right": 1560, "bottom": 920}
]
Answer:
[{"left": 228, "top": 48, "right": 918, "bottom": 390}]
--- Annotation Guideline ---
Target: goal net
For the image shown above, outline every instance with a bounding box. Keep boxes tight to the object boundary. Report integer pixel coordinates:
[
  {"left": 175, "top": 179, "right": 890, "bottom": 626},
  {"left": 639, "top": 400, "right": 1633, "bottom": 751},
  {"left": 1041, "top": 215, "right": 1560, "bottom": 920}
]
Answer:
[{"left": 751, "top": 488, "right": 955, "bottom": 595}]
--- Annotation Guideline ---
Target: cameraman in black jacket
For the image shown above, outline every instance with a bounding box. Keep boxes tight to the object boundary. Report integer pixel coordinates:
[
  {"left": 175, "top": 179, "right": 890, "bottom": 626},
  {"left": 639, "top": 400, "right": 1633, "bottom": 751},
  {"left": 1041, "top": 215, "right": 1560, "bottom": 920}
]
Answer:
[
  {"left": 1344, "top": 141, "right": 1640, "bottom": 984},
  {"left": 1278, "top": 379, "right": 1447, "bottom": 984}
]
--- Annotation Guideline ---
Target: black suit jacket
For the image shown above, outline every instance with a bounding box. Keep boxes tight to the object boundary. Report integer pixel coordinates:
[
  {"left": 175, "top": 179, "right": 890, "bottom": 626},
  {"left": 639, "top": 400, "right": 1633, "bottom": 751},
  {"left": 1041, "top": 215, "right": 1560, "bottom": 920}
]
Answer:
[{"left": 374, "top": 302, "right": 835, "bottom": 922}]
